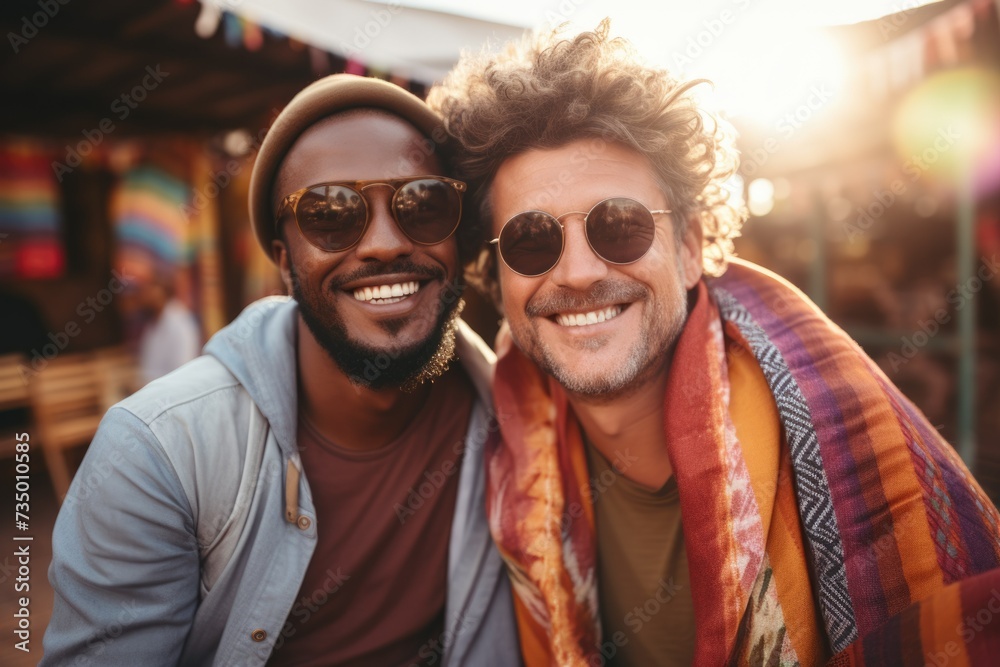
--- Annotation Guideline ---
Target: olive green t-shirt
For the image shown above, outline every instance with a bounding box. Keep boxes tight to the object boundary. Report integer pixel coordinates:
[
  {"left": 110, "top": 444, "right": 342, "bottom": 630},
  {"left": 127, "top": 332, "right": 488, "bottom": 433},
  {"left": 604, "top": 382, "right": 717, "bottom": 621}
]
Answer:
[{"left": 585, "top": 440, "right": 696, "bottom": 666}]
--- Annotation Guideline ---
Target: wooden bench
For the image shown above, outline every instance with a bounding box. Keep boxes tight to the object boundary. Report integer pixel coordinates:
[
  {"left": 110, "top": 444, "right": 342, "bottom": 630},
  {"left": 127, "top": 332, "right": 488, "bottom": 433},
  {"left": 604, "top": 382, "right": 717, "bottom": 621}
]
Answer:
[
  {"left": 27, "top": 348, "right": 140, "bottom": 501},
  {"left": 0, "top": 354, "right": 32, "bottom": 460}
]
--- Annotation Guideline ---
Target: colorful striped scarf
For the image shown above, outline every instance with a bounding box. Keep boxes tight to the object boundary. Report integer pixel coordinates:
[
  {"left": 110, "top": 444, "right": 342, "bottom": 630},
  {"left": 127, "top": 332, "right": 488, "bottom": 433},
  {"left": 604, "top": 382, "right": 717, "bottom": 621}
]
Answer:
[{"left": 487, "top": 259, "right": 1000, "bottom": 665}]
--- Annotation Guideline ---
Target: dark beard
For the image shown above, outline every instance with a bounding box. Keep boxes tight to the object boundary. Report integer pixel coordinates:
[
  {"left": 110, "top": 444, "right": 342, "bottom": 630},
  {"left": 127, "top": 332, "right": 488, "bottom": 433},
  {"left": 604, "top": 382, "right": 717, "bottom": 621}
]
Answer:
[{"left": 290, "top": 260, "right": 465, "bottom": 391}]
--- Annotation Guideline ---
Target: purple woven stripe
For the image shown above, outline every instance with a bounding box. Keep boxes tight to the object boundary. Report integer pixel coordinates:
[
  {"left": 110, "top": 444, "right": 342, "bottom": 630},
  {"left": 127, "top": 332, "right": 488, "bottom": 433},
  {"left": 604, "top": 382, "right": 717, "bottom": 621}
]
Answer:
[
  {"left": 893, "top": 390, "right": 1000, "bottom": 576},
  {"left": 715, "top": 270, "right": 892, "bottom": 632}
]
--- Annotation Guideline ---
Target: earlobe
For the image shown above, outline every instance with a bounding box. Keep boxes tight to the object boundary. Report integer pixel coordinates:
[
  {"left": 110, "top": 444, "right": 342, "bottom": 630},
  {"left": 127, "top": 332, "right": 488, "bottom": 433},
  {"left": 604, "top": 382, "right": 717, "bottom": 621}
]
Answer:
[
  {"left": 681, "top": 221, "right": 704, "bottom": 288},
  {"left": 272, "top": 240, "right": 294, "bottom": 295}
]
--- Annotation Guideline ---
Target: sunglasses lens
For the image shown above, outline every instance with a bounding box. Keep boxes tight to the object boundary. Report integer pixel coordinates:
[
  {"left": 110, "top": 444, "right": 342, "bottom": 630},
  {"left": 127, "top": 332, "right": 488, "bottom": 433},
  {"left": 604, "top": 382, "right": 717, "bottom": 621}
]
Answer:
[
  {"left": 393, "top": 178, "right": 462, "bottom": 244},
  {"left": 586, "top": 197, "right": 656, "bottom": 264},
  {"left": 498, "top": 212, "right": 563, "bottom": 276},
  {"left": 297, "top": 185, "right": 367, "bottom": 251}
]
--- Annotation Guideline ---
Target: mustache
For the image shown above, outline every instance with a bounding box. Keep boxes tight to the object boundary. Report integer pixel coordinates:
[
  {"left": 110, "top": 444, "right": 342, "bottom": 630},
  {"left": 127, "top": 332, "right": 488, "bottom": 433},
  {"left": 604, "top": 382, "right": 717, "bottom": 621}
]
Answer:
[
  {"left": 330, "top": 259, "right": 445, "bottom": 289},
  {"left": 526, "top": 280, "right": 647, "bottom": 317}
]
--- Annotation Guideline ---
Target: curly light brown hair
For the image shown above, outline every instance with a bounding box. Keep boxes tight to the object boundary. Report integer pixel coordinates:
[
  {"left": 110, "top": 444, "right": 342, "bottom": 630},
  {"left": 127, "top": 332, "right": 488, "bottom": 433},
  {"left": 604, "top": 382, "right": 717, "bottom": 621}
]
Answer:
[{"left": 428, "top": 20, "right": 746, "bottom": 305}]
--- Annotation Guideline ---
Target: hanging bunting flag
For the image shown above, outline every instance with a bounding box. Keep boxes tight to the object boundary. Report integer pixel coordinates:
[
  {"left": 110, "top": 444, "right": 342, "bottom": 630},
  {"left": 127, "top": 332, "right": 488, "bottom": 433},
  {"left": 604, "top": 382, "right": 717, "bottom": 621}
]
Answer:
[
  {"left": 184, "top": 2, "right": 426, "bottom": 93},
  {"left": 308, "top": 46, "right": 330, "bottom": 77},
  {"left": 345, "top": 58, "right": 366, "bottom": 76},
  {"left": 243, "top": 19, "right": 263, "bottom": 51},
  {"left": 261, "top": 24, "right": 285, "bottom": 40},
  {"left": 194, "top": 2, "right": 221, "bottom": 38},
  {"left": 861, "top": 0, "right": 983, "bottom": 98},
  {"left": 222, "top": 12, "right": 242, "bottom": 48},
  {"left": 931, "top": 14, "right": 960, "bottom": 65}
]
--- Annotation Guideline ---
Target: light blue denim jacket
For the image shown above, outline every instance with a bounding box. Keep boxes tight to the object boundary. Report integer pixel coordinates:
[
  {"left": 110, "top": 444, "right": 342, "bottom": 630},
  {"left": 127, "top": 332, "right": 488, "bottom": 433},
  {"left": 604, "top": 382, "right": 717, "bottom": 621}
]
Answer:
[{"left": 42, "top": 297, "right": 519, "bottom": 666}]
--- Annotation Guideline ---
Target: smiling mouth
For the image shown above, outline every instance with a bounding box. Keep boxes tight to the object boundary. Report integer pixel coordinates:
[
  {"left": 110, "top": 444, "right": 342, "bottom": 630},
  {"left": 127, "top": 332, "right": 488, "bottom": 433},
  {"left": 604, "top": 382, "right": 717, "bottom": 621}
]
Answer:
[
  {"left": 554, "top": 305, "right": 624, "bottom": 327},
  {"left": 352, "top": 280, "right": 422, "bottom": 305}
]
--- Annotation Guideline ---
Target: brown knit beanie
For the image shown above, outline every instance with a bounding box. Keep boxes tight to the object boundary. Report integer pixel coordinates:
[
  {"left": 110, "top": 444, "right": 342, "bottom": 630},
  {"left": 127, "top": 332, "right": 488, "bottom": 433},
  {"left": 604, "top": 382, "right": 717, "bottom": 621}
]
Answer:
[{"left": 248, "top": 74, "right": 450, "bottom": 261}]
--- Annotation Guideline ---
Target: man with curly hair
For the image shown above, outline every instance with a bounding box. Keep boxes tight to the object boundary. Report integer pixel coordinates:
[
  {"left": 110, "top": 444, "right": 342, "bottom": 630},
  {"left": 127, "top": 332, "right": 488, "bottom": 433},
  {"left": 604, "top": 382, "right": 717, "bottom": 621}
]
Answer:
[{"left": 430, "top": 21, "right": 1000, "bottom": 667}]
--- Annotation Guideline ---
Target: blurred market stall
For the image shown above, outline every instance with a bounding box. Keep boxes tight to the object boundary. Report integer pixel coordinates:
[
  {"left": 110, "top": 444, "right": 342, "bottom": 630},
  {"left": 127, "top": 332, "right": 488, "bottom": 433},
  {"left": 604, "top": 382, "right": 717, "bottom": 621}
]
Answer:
[{"left": 1, "top": 0, "right": 998, "bottom": 501}]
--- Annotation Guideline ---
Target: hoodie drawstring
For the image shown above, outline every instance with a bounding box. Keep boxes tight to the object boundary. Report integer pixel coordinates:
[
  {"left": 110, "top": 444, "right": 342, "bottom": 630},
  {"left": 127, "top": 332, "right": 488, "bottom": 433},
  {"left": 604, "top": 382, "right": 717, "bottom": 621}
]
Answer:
[{"left": 285, "top": 458, "right": 300, "bottom": 524}]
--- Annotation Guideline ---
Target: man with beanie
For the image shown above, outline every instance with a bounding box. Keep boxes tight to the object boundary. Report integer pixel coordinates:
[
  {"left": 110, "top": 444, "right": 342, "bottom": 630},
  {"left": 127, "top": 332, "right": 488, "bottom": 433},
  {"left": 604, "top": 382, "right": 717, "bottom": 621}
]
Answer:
[{"left": 42, "top": 75, "right": 518, "bottom": 666}]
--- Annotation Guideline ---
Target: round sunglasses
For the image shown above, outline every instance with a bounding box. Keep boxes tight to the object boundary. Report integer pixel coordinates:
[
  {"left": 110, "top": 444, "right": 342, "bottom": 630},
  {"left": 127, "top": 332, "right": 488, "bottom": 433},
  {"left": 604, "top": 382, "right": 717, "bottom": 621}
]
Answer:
[
  {"left": 490, "top": 197, "right": 671, "bottom": 276},
  {"left": 275, "top": 176, "right": 466, "bottom": 252}
]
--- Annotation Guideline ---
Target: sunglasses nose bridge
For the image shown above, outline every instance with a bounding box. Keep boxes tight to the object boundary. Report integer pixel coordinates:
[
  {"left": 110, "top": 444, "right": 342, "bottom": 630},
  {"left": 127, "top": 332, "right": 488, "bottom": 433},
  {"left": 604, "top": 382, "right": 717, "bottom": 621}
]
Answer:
[
  {"left": 555, "top": 211, "right": 594, "bottom": 253},
  {"left": 554, "top": 210, "right": 589, "bottom": 224},
  {"left": 354, "top": 182, "right": 398, "bottom": 225},
  {"left": 548, "top": 213, "right": 608, "bottom": 288},
  {"left": 353, "top": 184, "right": 414, "bottom": 258},
  {"left": 357, "top": 182, "right": 397, "bottom": 195}
]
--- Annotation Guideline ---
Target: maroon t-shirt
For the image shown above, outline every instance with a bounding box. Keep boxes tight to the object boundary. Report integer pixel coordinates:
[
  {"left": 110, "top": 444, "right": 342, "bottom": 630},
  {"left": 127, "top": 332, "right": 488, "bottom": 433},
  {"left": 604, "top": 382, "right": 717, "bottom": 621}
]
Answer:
[{"left": 268, "top": 367, "right": 472, "bottom": 666}]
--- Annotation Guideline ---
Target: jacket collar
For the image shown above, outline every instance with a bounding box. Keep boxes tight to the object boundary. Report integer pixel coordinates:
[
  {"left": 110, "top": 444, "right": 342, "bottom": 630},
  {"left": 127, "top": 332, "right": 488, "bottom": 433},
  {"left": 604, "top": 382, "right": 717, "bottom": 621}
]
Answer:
[{"left": 204, "top": 296, "right": 496, "bottom": 458}]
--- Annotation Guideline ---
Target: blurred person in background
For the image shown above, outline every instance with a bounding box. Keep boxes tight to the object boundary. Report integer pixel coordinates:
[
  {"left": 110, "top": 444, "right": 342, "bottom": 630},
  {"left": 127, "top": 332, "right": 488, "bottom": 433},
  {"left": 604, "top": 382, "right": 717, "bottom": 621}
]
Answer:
[
  {"left": 430, "top": 21, "right": 1000, "bottom": 666},
  {"left": 122, "top": 274, "right": 202, "bottom": 384},
  {"left": 42, "top": 74, "right": 518, "bottom": 666}
]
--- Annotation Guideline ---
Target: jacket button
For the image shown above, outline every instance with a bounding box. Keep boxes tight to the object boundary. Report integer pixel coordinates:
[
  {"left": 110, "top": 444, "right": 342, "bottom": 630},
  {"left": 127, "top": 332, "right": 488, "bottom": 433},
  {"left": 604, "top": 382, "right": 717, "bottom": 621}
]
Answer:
[
  {"left": 297, "top": 515, "right": 311, "bottom": 530},
  {"left": 251, "top": 629, "right": 267, "bottom": 642}
]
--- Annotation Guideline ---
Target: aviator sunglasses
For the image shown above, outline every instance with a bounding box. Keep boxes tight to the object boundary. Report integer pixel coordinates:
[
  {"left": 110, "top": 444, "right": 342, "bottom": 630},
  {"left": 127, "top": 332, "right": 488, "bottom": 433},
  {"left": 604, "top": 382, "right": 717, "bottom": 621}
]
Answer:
[
  {"left": 275, "top": 176, "right": 466, "bottom": 252},
  {"left": 490, "top": 197, "right": 671, "bottom": 276}
]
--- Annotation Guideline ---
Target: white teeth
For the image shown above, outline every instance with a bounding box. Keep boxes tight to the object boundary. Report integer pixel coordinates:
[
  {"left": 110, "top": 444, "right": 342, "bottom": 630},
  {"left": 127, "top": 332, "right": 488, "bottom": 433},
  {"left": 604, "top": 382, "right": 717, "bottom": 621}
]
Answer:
[
  {"left": 555, "top": 305, "right": 622, "bottom": 327},
  {"left": 352, "top": 281, "right": 421, "bottom": 304}
]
